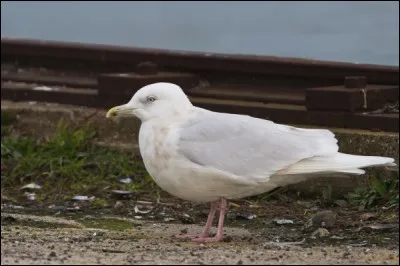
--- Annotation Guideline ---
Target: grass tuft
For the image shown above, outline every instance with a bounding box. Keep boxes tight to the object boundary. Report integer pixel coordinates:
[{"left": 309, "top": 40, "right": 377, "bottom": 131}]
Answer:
[{"left": 1, "top": 113, "right": 152, "bottom": 205}]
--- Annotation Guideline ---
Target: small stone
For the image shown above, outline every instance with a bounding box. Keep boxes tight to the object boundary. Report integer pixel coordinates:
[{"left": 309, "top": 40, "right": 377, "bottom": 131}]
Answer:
[
  {"left": 179, "top": 213, "right": 195, "bottom": 224},
  {"left": 118, "top": 177, "right": 132, "bottom": 184},
  {"left": 273, "top": 219, "right": 294, "bottom": 225},
  {"left": 114, "top": 201, "right": 124, "bottom": 209},
  {"left": 25, "top": 192, "right": 36, "bottom": 201},
  {"left": 311, "top": 228, "right": 330, "bottom": 238},
  {"left": 363, "top": 224, "right": 397, "bottom": 231},
  {"left": 236, "top": 214, "right": 257, "bottom": 220},
  {"left": 134, "top": 205, "right": 152, "bottom": 214},
  {"left": 21, "top": 183, "right": 42, "bottom": 190},
  {"left": 359, "top": 213, "right": 378, "bottom": 221},
  {"left": 311, "top": 210, "right": 337, "bottom": 228},
  {"left": 49, "top": 251, "right": 57, "bottom": 257},
  {"left": 348, "top": 241, "right": 368, "bottom": 247},
  {"left": 110, "top": 190, "right": 134, "bottom": 200},
  {"left": 70, "top": 195, "right": 94, "bottom": 201}
]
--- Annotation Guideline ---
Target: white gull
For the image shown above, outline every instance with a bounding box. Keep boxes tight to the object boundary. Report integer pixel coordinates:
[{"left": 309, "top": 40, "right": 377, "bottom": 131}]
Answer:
[{"left": 106, "top": 82, "right": 396, "bottom": 243}]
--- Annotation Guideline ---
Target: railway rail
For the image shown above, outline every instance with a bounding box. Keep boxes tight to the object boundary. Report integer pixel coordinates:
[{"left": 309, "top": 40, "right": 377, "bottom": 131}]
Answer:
[{"left": 1, "top": 38, "right": 398, "bottom": 132}]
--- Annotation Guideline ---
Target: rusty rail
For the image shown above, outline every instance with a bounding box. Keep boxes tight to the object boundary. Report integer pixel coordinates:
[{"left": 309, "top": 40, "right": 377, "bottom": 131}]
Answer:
[{"left": 1, "top": 38, "right": 399, "bottom": 132}]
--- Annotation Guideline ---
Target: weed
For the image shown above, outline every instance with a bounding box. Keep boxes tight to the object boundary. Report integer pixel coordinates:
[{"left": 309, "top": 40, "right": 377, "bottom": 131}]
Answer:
[
  {"left": 92, "top": 198, "right": 109, "bottom": 208},
  {"left": 1, "top": 112, "right": 16, "bottom": 126},
  {"left": 1, "top": 112, "right": 16, "bottom": 137},
  {"left": 347, "top": 171, "right": 399, "bottom": 210},
  {"left": 321, "top": 184, "right": 333, "bottom": 204}
]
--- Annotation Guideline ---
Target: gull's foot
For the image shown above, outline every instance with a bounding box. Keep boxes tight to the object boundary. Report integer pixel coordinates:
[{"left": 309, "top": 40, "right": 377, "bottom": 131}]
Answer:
[
  {"left": 190, "top": 235, "right": 224, "bottom": 243},
  {"left": 174, "top": 234, "right": 206, "bottom": 240}
]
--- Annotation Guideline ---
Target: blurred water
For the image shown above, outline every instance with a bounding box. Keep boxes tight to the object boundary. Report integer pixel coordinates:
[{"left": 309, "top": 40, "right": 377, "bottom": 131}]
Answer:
[{"left": 1, "top": 1, "right": 399, "bottom": 66}]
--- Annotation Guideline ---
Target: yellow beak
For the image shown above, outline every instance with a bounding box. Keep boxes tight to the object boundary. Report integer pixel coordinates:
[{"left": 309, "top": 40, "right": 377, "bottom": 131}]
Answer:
[
  {"left": 106, "top": 105, "right": 137, "bottom": 118},
  {"left": 106, "top": 107, "right": 118, "bottom": 118}
]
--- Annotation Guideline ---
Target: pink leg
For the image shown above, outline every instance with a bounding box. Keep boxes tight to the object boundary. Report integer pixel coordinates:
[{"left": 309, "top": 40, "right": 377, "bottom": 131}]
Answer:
[
  {"left": 174, "top": 200, "right": 219, "bottom": 239},
  {"left": 191, "top": 198, "right": 227, "bottom": 243}
]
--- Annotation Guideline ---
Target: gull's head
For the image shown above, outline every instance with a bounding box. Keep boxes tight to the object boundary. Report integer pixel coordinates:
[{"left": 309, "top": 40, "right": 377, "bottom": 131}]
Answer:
[{"left": 106, "top": 82, "right": 192, "bottom": 122}]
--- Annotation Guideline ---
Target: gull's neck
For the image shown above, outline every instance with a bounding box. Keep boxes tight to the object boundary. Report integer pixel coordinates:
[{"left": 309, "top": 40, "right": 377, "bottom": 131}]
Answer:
[{"left": 144, "top": 104, "right": 194, "bottom": 125}]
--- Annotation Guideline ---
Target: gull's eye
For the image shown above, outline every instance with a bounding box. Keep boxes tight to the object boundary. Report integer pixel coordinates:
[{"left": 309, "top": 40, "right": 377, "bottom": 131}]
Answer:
[{"left": 146, "top": 96, "right": 156, "bottom": 103}]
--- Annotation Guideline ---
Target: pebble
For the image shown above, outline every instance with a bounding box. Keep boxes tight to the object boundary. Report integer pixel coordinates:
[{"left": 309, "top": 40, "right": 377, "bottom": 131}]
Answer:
[
  {"left": 311, "top": 210, "right": 337, "bottom": 228},
  {"left": 311, "top": 228, "right": 330, "bottom": 238},
  {"left": 49, "top": 251, "right": 57, "bottom": 257}
]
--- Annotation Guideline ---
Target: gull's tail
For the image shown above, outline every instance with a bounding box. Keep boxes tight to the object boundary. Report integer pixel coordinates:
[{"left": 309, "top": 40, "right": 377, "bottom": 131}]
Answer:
[{"left": 280, "top": 152, "right": 396, "bottom": 175}]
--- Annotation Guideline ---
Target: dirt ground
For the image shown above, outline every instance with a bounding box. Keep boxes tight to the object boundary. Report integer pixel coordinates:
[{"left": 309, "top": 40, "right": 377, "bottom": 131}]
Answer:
[
  {"left": 1, "top": 99, "right": 399, "bottom": 265},
  {"left": 1, "top": 200, "right": 399, "bottom": 265},
  {"left": 1, "top": 223, "right": 398, "bottom": 265}
]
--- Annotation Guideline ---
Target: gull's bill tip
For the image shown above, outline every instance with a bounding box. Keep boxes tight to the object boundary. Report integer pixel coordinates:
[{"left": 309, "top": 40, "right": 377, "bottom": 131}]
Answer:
[{"left": 106, "top": 107, "right": 117, "bottom": 118}]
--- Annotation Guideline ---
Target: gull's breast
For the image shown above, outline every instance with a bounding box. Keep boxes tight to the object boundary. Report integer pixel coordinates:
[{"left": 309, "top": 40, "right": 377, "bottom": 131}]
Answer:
[{"left": 138, "top": 122, "right": 184, "bottom": 196}]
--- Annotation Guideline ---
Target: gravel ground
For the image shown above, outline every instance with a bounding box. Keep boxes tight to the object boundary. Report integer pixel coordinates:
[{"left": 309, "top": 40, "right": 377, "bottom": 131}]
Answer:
[{"left": 1, "top": 212, "right": 399, "bottom": 265}]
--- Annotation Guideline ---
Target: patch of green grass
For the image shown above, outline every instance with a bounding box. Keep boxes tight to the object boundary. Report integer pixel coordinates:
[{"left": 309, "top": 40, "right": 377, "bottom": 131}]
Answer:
[
  {"left": 91, "top": 198, "right": 109, "bottom": 208},
  {"left": 346, "top": 171, "right": 399, "bottom": 211},
  {"left": 80, "top": 218, "right": 138, "bottom": 231},
  {"left": 1, "top": 112, "right": 16, "bottom": 137},
  {"left": 1, "top": 112, "right": 16, "bottom": 126},
  {"left": 1, "top": 117, "right": 153, "bottom": 205}
]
